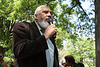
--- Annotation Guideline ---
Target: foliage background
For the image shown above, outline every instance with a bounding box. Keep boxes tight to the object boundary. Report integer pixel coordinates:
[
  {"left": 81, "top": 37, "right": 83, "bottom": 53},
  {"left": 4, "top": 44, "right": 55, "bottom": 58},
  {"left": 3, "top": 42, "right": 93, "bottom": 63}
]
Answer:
[{"left": 0, "top": 0, "right": 95, "bottom": 67}]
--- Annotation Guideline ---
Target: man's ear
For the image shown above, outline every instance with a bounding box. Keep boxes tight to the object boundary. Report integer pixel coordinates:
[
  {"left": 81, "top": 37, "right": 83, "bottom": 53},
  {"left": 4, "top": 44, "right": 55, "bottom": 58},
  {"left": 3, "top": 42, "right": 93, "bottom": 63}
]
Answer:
[{"left": 35, "top": 14, "right": 38, "bottom": 20}]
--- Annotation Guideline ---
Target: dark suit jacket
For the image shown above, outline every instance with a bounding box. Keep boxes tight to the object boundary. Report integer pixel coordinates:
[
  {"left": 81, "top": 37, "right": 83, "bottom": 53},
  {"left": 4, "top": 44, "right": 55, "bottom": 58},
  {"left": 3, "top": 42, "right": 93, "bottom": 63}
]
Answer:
[{"left": 13, "top": 21, "right": 59, "bottom": 67}]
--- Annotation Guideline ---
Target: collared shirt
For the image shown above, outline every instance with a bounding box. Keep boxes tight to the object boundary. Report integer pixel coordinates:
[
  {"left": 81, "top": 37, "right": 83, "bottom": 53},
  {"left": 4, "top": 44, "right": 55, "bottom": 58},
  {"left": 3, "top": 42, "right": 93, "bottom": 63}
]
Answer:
[{"left": 35, "top": 22, "right": 54, "bottom": 67}]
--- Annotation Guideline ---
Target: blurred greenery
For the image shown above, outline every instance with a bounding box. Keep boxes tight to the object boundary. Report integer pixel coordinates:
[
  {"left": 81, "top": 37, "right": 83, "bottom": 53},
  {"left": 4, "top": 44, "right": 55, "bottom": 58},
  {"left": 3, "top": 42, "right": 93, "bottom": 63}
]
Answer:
[{"left": 0, "top": 0, "right": 95, "bottom": 66}]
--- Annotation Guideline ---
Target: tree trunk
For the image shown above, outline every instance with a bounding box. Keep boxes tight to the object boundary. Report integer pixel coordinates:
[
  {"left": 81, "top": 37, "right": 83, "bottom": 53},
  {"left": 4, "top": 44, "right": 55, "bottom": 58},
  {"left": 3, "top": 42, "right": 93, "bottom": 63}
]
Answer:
[{"left": 95, "top": 0, "right": 100, "bottom": 67}]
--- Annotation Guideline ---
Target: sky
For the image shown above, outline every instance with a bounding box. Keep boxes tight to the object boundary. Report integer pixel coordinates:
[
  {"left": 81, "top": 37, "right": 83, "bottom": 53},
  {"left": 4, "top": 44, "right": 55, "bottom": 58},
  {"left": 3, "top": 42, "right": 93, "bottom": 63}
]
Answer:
[
  {"left": 62, "top": 0, "right": 94, "bottom": 17},
  {"left": 59, "top": 0, "right": 95, "bottom": 45},
  {"left": 63, "top": 0, "right": 95, "bottom": 36}
]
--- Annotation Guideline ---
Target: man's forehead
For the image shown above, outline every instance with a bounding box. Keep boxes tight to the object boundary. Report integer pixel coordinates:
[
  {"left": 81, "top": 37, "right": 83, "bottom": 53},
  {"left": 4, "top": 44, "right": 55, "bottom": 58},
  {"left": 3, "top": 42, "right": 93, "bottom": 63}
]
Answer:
[{"left": 41, "top": 7, "right": 52, "bottom": 12}]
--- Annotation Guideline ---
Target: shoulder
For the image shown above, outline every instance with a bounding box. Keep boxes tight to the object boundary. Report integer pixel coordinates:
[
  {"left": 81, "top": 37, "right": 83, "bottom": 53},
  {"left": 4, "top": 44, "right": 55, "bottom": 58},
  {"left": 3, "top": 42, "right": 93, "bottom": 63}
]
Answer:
[
  {"left": 13, "top": 21, "right": 31, "bottom": 31},
  {"left": 2, "top": 61, "right": 7, "bottom": 64},
  {"left": 73, "top": 63, "right": 81, "bottom": 67},
  {"left": 2, "top": 61, "right": 7, "bottom": 66},
  {"left": 14, "top": 21, "right": 30, "bottom": 27},
  {"left": 78, "top": 63, "right": 84, "bottom": 67}
]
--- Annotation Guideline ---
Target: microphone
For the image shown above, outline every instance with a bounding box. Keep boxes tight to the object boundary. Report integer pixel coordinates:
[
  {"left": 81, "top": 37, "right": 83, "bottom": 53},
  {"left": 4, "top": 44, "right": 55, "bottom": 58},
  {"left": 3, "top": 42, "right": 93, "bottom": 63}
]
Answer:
[
  {"left": 48, "top": 18, "right": 56, "bottom": 38},
  {"left": 48, "top": 18, "right": 53, "bottom": 25}
]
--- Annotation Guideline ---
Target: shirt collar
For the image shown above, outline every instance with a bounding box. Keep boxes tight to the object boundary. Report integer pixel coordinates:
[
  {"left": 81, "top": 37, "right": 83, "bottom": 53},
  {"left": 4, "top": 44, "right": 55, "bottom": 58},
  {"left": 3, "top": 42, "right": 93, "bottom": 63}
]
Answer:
[{"left": 35, "top": 22, "right": 44, "bottom": 33}]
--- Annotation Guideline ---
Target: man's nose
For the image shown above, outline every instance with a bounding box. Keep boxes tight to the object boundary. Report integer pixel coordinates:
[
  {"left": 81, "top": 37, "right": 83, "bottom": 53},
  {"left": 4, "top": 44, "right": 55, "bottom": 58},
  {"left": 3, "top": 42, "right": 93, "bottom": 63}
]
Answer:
[{"left": 47, "top": 12, "right": 52, "bottom": 18}]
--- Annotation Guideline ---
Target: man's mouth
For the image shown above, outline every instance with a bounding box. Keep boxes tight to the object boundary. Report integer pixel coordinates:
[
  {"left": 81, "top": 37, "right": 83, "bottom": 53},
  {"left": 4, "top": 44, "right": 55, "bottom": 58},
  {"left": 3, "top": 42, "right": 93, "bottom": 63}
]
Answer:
[{"left": 45, "top": 18, "right": 49, "bottom": 22}]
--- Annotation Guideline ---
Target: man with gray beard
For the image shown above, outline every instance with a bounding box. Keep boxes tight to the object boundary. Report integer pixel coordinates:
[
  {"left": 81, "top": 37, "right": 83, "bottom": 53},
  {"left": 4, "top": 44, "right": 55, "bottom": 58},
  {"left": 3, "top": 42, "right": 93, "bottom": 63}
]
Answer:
[{"left": 12, "top": 5, "right": 59, "bottom": 67}]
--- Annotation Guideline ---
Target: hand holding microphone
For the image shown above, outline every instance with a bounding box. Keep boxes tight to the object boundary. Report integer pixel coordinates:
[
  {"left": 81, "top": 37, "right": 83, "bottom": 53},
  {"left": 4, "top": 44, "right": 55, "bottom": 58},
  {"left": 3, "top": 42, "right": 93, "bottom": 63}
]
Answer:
[
  {"left": 44, "top": 18, "right": 57, "bottom": 40},
  {"left": 48, "top": 18, "right": 56, "bottom": 38},
  {"left": 48, "top": 18, "right": 53, "bottom": 25}
]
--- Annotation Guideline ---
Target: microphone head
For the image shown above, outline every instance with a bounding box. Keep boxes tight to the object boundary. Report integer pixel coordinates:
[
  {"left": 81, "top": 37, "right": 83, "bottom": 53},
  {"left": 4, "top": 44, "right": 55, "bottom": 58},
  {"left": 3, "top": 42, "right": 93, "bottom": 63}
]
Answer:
[{"left": 48, "top": 18, "right": 53, "bottom": 25}]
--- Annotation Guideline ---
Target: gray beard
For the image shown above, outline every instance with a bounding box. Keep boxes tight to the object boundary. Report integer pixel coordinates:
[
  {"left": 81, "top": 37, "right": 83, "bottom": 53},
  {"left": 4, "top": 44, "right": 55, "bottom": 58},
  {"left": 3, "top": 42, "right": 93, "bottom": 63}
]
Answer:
[{"left": 38, "top": 18, "right": 49, "bottom": 30}]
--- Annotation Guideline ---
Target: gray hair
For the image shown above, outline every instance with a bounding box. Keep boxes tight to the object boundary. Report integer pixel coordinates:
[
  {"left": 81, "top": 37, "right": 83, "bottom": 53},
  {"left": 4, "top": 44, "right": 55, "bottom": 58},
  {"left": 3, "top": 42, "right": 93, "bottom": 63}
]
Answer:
[{"left": 34, "top": 5, "right": 49, "bottom": 16}]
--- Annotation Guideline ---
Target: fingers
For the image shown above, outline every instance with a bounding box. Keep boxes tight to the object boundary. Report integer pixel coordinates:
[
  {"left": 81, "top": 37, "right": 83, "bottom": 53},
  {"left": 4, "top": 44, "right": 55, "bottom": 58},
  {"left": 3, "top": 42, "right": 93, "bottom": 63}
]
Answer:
[
  {"left": 50, "top": 24, "right": 56, "bottom": 28},
  {"left": 52, "top": 24, "right": 57, "bottom": 33},
  {"left": 50, "top": 24, "right": 57, "bottom": 34},
  {"left": 44, "top": 24, "right": 57, "bottom": 40}
]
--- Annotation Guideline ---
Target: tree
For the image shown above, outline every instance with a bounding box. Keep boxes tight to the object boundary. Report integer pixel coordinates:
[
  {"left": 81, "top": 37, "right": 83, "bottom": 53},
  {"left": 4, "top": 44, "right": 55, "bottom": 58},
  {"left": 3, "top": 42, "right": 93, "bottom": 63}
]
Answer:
[
  {"left": 0, "top": 0, "right": 95, "bottom": 66},
  {"left": 95, "top": 0, "right": 100, "bottom": 67},
  {"left": 56, "top": 0, "right": 94, "bottom": 36},
  {"left": 59, "top": 35, "right": 95, "bottom": 67}
]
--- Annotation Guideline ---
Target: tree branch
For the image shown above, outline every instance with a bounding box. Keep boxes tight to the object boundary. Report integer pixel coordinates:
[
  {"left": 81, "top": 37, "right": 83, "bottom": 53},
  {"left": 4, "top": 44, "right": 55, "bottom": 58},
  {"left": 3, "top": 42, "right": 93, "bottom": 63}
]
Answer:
[{"left": 68, "top": 0, "right": 88, "bottom": 16}]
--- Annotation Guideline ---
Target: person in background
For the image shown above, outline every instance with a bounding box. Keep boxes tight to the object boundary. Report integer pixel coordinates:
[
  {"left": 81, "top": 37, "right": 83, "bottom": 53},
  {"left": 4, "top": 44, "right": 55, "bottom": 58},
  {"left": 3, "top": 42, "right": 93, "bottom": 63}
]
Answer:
[
  {"left": 13, "top": 5, "right": 59, "bottom": 67},
  {"left": 60, "top": 59, "right": 66, "bottom": 67},
  {"left": 0, "top": 53, "right": 7, "bottom": 67},
  {"left": 64, "top": 55, "right": 80, "bottom": 67},
  {"left": 10, "top": 61, "right": 15, "bottom": 67}
]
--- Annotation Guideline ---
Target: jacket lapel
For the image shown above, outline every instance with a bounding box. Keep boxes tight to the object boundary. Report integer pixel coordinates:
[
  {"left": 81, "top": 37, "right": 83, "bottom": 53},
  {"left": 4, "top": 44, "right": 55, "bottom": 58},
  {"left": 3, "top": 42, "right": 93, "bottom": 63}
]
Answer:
[
  {"left": 31, "top": 21, "right": 41, "bottom": 38},
  {"left": 31, "top": 21, "right": 56, "bottom": 46}
]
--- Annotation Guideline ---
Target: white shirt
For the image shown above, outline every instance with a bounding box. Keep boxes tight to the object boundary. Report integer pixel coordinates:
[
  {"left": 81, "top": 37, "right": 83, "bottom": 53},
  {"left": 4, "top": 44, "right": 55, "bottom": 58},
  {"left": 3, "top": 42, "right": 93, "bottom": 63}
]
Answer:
[{"left": 35, "top": 22, "right": 54, "bottom": 67}]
